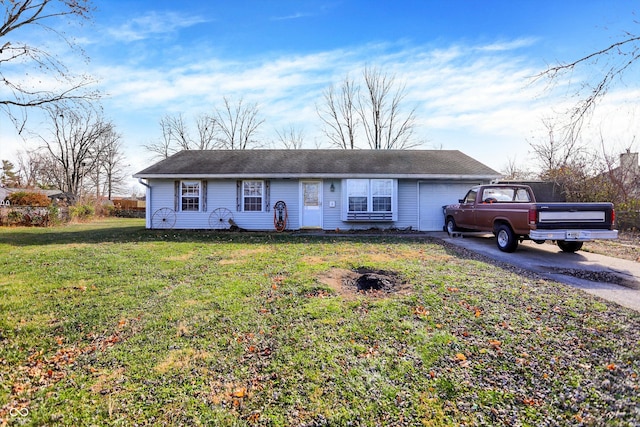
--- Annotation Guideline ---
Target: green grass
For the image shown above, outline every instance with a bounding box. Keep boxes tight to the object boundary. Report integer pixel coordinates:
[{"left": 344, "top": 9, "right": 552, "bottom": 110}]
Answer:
[{"left": 0, "top": 219, "right": 638, "bottom": 426}]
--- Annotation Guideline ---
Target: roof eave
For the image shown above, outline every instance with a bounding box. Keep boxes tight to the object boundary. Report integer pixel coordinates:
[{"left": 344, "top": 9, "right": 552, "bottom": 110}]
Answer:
[{"left": 133, "top": 173, "right": 503, "bottom": 180}]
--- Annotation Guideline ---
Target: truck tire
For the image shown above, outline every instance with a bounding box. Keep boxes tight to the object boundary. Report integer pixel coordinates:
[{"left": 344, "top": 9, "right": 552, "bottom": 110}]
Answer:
[
  {"left": 446, "top": 217, "right": 458, "bottom": 235},
  {"left": 557, "top": 240, "right": 583, "bottom": 253},
  {"left": 496, "top": 224, "right": 518, "bottom": 252}
]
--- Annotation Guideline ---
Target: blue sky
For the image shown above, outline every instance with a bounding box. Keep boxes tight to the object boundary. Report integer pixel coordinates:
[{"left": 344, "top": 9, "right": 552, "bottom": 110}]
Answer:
[{"left": 3, "top": 0, "right": 640, "bottom": 191}]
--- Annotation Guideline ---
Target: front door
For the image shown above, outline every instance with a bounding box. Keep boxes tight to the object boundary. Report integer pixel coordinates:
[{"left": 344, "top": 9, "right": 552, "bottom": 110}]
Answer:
[{"left": 301, "top": 181, "right": 322, "bottom": 228}]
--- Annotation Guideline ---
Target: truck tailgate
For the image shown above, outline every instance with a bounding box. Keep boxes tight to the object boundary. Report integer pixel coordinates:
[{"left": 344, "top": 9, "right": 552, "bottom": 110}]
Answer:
[
  {"left": 538, "top": 210, "right": 605, "bottom": 223},
  {"left": 534, "top": 203, "right": 614, "bottom": 230}
]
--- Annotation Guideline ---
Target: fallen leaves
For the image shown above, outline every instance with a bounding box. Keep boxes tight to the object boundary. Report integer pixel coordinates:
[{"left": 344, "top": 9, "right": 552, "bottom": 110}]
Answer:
[
  {"left": 488, "top": 339, "right": 502, "bottom": 349},
  {"left": 454, "top": 352, "right": 470, "bottom": 368},
  {"left": 522, "top": 397, "right": 542, "bottom": 406},
  {"left": 413, "top": 305, "right": 429, "bottom": 317},
  {"left": 4, "top": 316, "right": 136, "bottom": 413}
]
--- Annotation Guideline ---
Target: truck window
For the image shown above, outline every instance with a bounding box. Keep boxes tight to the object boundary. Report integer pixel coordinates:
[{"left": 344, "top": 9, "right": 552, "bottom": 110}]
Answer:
[
  {"left": 463, "top": 190, "right": 477, "bottom": 204},
  {"left": 482, "top": 188, "right": 512, "bottom": 202},
  {"left": 514, "top": 189, "right": 531, "bottom": 202}
]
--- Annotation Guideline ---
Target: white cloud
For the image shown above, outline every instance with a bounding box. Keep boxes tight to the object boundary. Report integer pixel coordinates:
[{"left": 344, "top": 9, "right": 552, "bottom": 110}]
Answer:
[
  {"left": 106, "top": 11, "right": 209, "bottom": 42},
  {"left": 271, "top": 12, "right": 314, "bottom": 21},
  {"left": 476, "top": 38, "right": 539, "bottom": 52},
  {"left": 5, "top": 36, "right": 639, "bottom": 181}
]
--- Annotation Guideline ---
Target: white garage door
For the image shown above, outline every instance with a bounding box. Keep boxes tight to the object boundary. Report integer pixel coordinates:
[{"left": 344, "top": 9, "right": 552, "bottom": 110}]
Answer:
[{"left": 418, "top": 182, "right": 477, "bottom": 231}]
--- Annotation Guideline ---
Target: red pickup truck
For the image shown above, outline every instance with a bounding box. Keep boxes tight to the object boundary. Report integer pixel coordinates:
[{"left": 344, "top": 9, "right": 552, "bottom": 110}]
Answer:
[{"left": 443, "top": 184, "right": 618, "bottom": 252}]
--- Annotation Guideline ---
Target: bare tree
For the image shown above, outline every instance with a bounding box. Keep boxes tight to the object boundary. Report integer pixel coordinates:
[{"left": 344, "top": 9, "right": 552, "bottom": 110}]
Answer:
[
  {"left": 98, "top": 129, "right": 127, "bottom": 200},
  {"left": 84, "top": 126, "right": 127, "bottom": 200},
  {"left": 534, "top": 26, "right": 640, "bottom": 143},
  {"left": 192, "top": 114, "right": 217, "bottom": 149},
  {"left": 529, "top": 118, "right": 589, "bottom": 174},
  {"left": 143, "top": 117, "right": 174, "bottom": 160},
  {"left": 143, "top": 113, "right": 219, "bottom": 159},
  {"left": 595, "top": 137, "right": 640, "bottom": 204},
  {"left": 0, "top": 0, "right": 99, "bottom": 130},
  {"left": 163, "top": 114, "right": 192, "bottom": 151},
  {"left": 38, "top": 106, "right": 114, "bottom": 197},
  {"left": 275, "top": 125, "right": 305, "bottom": 149},
  {"left": 316, "top": 75, "right": 359, "bottom": 149},
  {"left": 529, "top": 118, "right": 608, "bottom": 201},
  {"left": 15, "top": 147, "right": 56, "bottom": 188},
  {"left": 359, "top": 66, "right": 417, "bottom": 150},
  {"left": 317, "top": 66, "right": 418, "bottom": 149},
  {"left": 143, "top": 97, "right": 263, "bottom": 158},
  {"left": 501, "top": 156, "right": 535, "bottom": 181},
  {"left": 213, "top": 96, "right": 264, "bottom": 150}
]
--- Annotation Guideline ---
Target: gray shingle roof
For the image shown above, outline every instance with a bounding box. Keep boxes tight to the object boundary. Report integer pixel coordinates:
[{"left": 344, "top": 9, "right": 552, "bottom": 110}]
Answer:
[{"left": 134, "top": 149, "right": 501, "bottom": 179}]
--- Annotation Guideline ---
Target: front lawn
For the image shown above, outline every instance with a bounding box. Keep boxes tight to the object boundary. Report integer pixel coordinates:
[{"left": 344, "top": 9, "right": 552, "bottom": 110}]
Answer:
[{"left": 0, "top": 219, "right": 638, "bottom": 426}]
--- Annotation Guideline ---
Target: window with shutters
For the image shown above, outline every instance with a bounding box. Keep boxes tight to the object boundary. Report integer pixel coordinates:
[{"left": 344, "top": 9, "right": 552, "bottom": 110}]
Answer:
[
  {"left": 180, "top": 181, "right": 201, "bottom": 211},
  {"left": 243, "top": 180, "right": 263, "bottom": 211}
]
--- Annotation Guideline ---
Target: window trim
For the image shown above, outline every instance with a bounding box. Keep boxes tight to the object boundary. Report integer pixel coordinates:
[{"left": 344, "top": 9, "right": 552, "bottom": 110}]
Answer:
[
  {"left": 242, "top": 180, "right": 264, "bottom": 212},
  {"left": 179, "top": 180, "right": 202, "bottom": 212},
  {"left": 342, "top": 179, "right": 397, "bottom": 222}
]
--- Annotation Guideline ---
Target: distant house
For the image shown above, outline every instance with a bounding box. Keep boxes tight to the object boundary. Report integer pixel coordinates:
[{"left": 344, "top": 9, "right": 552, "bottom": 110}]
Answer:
[
  {"left": 133, "top": 149, "right": 501, "bottom": 231},
  {"left": 0, "top": 187, "right": 68, "bottom": 204},
  {"left": 0, "top": 186, "right": 10, "bottom": 203},
  {"left": 609, "top": 150, "right": 640, "bottom": 200}
]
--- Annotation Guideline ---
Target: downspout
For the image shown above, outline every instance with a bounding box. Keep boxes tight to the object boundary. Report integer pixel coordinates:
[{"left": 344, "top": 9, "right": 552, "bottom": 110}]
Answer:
[{"left": 138, "top": 178, "right": 151, "bottom": 228}]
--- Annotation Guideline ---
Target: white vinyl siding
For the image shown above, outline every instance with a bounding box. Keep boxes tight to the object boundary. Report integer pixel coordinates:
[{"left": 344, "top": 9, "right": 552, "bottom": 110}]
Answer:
[{"left": 144, "top": 178, "right": 491, "bottom": 231}]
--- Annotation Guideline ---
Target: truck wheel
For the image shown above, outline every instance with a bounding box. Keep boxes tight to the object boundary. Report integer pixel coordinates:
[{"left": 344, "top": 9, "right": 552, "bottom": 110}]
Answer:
[
  {"left": 496, "top": 224, "right": 518, "bottom": 252},
  {"left": 557, "top": 240, "right": 583, "bottom": 253},
  {"left": 446, "top": 217, "right": 458, "bottom": 235}
]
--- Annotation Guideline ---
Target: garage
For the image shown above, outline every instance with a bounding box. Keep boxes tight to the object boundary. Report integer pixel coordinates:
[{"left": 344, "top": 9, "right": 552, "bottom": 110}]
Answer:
[{"left": 418, "top": 181, "right": 479, "bottom": 231}]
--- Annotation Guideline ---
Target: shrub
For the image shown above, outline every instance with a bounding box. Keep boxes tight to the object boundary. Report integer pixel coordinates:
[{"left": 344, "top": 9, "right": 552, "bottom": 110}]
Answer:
[
  {"left": 47, "top": 205, "right": 62, "bottom": 225},
  {"left": 7, "top": 191, "right": 51, "bottom": 207},
  {"left": 70, "top": 203, "right": 95, "bottom": 221},
  {"left": 7, "top": 210, "right": 24, "bottom": 225}
]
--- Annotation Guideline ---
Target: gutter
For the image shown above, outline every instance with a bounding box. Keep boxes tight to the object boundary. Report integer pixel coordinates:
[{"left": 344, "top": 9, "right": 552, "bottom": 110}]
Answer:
[
  {"left": 133, "top": 173, "right": 503, "bottom": 180},
  {"left": 138, "top": 178, "right": 151, "bottom": 227}
]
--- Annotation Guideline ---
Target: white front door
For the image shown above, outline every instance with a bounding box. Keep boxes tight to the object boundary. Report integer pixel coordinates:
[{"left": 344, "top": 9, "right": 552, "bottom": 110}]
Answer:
[{"left": 301, "top": 181, "right": 322, "bottom": 228}]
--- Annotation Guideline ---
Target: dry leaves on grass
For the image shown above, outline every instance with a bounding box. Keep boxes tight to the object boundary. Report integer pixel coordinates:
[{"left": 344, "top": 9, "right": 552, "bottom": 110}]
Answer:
[{"left": 0, "top": 317, "right": 141, "bottom": 420}]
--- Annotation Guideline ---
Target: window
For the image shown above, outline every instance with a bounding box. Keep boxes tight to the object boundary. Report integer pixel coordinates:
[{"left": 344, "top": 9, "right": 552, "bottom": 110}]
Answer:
[
  {"left": 480, "top": 187, "right": 532, "bottom": 203},
  {"left": 344, "top": 179, "right": 396, "bottom": 221},
  {"left": 181, "top": 181, "right": 201, "bottom": 211},
  {"left": 371, "top": 179, "right": 392, "bottom": 212},
  {"left": 243, "top": 180, "right": 263, "bottom": 211},
  {"left": 463, "top": 189, "right": 477, "bottom": 204},
  {"left": 515, "top": 188, "right": 531, "bottom": 202},
  {"left": 348, "top": 179, "right": 368, "bottom": 212}
]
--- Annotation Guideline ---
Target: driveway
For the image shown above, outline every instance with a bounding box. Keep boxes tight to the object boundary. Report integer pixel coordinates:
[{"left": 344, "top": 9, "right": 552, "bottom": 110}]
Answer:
[{"left": 435, "top": 232, "right": 640, "bottom": 313}]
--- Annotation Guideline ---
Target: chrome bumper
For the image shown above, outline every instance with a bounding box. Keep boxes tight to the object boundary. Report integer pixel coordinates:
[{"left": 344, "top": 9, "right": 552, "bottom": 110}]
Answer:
[{"left": 529, "top": 229, "right": 619, "bottom": 241}]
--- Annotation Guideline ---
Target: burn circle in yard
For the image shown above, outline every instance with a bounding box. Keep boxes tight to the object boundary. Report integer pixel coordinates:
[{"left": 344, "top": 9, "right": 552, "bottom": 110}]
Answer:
[
  {"left": 346, "top": 268, "right": 404, "bottom": 294},
  {"left": 317, "top": 268, "right": 412, "bottom": 299},
  {"left": 353, "top": 272, "right": 396, "bottom": 292}
]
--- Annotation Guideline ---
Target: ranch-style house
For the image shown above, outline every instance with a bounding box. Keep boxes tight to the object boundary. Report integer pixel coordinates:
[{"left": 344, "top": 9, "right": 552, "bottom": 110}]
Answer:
[{"left": 133, "top": 149, "right": 501, "bottom": 231}]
